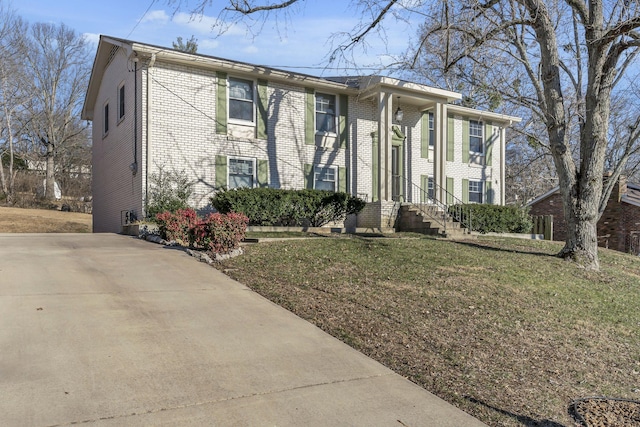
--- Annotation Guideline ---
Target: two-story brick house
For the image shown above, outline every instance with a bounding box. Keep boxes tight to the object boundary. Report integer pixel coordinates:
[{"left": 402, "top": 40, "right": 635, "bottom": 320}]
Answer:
[{"left": 81, "top": 36, "right": 521, "bottom": 233}]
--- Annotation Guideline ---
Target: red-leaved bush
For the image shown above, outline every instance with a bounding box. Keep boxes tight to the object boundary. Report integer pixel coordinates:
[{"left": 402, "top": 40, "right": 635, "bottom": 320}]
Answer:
[
  {"left": 155, "top": 208, "right": 248, "bottom": 254},
  {"left": 155, "top": 208, "right": 199, "bottom": 243},
  {"left": 189, "top": 212, "right": 249, "bottom": 253}
]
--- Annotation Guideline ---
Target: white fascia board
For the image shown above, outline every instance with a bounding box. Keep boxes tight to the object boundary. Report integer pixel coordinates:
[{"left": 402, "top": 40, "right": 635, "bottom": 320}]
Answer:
[
  {"left": 358, "top": 75, "right": 462, "bottom": 103},
  {"left": 131, "top": 43, "right": 353, "bottom": 94},
  {"left": 447, "top": 104, "right": 522, "bottom": 125}
]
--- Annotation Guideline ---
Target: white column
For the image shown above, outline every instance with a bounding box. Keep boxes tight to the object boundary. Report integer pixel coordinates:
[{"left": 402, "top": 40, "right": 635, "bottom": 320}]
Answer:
[
  {"left": 501, "top": 125, "right": 506, "bottom": 205},
  {"left": 378, "top": 91, "right": 393, "bottom": 201},
  {"left": 434, "top": 102, "right": 448, "bottom": 204}
]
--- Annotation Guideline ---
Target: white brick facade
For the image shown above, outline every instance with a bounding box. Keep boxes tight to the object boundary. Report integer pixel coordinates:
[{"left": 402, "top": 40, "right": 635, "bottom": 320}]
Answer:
[{"left": 83, "top": 37, "right": 520, "bottom": 233}]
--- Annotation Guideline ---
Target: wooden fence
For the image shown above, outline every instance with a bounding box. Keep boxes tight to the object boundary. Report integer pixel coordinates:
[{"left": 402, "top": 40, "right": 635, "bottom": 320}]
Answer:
[{"left": 531, "top": 215, "right": 553, "bottom": 240}]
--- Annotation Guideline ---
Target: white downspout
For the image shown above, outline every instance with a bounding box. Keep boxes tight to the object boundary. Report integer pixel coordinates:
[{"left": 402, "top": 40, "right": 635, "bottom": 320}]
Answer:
[{"left": 145, "top": 53, "right": 156, "bottom": 217}]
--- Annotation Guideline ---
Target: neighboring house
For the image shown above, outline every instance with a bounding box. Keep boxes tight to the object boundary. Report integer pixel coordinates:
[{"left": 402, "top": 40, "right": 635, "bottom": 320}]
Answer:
[
  {"left": 81, "top": 35, "right": 521, "bottom": 233},
  {"left": 528, "top": 175, "right": 640, "bottom": 254}
]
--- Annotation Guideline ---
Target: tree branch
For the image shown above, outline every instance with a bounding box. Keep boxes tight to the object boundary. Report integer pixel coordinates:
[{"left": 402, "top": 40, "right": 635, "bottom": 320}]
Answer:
[
  {"left": 225, "top": 0, "right": 301, "bottom": 14},
  {"left": 564, "top": 0, "right": 588, "bottom": 25},
  {"left": 330, "top": 0, "right": 398, "bottom": 59}
]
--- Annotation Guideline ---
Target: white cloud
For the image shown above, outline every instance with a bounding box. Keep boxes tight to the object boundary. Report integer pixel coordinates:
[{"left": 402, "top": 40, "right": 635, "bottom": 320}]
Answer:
[
  {"left": 141, "top": 10, "right": 170, "bottom": 24},
  {"left": 172, "top": 11, "right": 245, "bottom": 37},
  {"left": 198, "top": 39, "right": 220, "bottom": 50},
  {"left": 243, "top": 45, "right": 259, "bottom": 54}
]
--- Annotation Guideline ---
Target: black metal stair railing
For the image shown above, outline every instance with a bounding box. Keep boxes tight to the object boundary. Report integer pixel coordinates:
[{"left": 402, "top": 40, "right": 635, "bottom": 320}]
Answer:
[{"left": 392, "top": 175, "right": 474, "bottom": 234}]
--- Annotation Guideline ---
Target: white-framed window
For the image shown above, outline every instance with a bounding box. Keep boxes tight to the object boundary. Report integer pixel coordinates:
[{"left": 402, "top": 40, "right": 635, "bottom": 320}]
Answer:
[
  {"left": 103, "top": 102, "right": 109, "bottom": 136},
  {"left": 118, "top": 82, "right": 125, "bottom": 121},
  {"left": 315, "top": 93, "right": 337, "bottom": 134},
  {"left": 469, "top": 120, "right": 483, "bottom": 154},
  {"left": 469, "top": 180, "right": 484, "bottom": 203},
  {"left": 314, "top": 165, "right": 336, "bottom": 191},
  {"left": 228, "top": 157, "right": 256, "bottom": 189},
  {"left": 428, "top": 112, "right": 435, "bottom": 148},
  {"left": 228, "top": 77, "right": 255, "bottom": 123}
]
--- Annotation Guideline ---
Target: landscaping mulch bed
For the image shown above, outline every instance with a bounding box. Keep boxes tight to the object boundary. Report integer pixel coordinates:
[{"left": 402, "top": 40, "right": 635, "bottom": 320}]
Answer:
[{"left": 569, "top": 398, "right": 640, "bottom": 426}]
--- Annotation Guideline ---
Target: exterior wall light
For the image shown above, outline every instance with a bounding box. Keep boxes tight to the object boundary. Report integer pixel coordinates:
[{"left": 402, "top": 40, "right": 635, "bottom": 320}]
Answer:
[{"left": 394, "top": 97, "right": 403, "bottom": 123}]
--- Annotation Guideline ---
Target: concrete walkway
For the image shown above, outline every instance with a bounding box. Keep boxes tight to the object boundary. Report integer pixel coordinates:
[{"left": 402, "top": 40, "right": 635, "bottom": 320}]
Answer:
[{"left": 0, "top": 233, "right": 486, "bottom": 426}]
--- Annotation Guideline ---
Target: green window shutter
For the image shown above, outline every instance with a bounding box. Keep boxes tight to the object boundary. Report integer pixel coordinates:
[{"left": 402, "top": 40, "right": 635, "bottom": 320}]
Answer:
[
  {"left": 446, "top": 177, "right": 454, "bottom": 205},
  {"left": 485, "top": 122, "right": 493, "bottom": 166},
  {"left": 485, "top": 181, "right": 492, "bottom": 204},
  {"left": 338, "top": 167, "right": 348, "bottom": 193},
  {"left": 305, "top": 88, "right": 315, "bottom": 145},
  {"left": 257, "top": 159, "right": 269, "bottom": 188},
  {"left": 462, "top": 117, "right": 470, "bottom": 163},
  {"left": 447, "top": 115, "right": 454, "bottom": 161},
  {"left": 216, "top": 71, "right": 228, "bottom": 134},
  {"left": 257, "top": 79, "right": 268, "bottom": 140},
  {"left": 462, "top": 178, "right": 469, "bottom": 204},
  {"left": 420, "top": 175, "right": 429, "bottom": 203},
  {"left": 339, "top": 94, "right": 348, "bottom": 149},
  {"left": 304, "top": 163, "right": 314, "bottom": 189},
  {"left": 215, "top": 155, "right": 227, "bottom": 189},
  {"left": 421, "top": 112, "right": 429, "bottom": 159}
]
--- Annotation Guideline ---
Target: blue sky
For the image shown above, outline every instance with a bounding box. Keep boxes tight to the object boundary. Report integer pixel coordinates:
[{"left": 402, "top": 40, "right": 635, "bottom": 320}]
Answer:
[{"left": 15, "top": 0, "right": 412, "bottom": 76}]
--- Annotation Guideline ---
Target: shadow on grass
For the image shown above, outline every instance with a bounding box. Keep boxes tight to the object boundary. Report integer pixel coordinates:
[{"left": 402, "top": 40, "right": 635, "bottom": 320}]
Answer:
[
  {"left": 450, "top": 239, "right": 558, "bottom": 258},
  {"left": 465, "top": 396, "right": 567, "bottom": 427}
]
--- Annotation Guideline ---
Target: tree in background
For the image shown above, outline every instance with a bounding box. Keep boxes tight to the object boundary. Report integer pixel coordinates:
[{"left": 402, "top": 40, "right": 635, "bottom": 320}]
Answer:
[
  {"left": 173, "top": 35, "right": 198, "bottom": 53},
  {"left": 170, "top": 0, "right": 640, "bottom": 270},
  {"left": 0, "top": 4, "right": 29, "bottom": 205},
  {"left": 23, "top": 22, "right": 91, "bottom": 201}
]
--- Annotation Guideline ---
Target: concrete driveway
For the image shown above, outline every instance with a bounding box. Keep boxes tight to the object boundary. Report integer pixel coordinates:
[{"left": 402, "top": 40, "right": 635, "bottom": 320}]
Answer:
[{"left": 0, "top": 233, "right": 486, "bottom": 426}]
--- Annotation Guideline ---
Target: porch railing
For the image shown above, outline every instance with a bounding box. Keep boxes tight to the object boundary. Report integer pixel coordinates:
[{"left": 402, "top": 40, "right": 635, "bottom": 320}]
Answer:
[{"left": 392, "top": 175, "right": 474, "bottom": 234}]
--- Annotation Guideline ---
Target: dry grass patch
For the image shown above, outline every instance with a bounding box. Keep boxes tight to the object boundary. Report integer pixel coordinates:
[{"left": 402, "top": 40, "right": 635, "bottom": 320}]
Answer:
[
  {"left": 220, "top": 235, "right": 640, "bottom": 427},
  {"left": 0, "top": 206, "right": 91, "bottom": 233}
]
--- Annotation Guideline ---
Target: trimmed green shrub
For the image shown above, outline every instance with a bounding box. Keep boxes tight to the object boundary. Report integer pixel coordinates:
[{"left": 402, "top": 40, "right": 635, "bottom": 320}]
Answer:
[
  {"left": 211, "top": 188, "right": 366, "bottom": 227},
  {"left": 448, "top": 204, "right": 533, "bottom": 234}
]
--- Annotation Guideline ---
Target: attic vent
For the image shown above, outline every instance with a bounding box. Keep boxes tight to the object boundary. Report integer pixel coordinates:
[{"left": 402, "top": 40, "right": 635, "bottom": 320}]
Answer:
[{"left": 107, "top": 45, "right": 119, "bottom": 66}]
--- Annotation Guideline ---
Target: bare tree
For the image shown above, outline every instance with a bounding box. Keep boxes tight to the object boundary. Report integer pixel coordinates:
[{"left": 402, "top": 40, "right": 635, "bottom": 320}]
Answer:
[
  {"left": 23, "top": 22, "right": 91, "bottom": 201},
  {"left": 0, "top": 3, "right": 29, "bottom": 205}
]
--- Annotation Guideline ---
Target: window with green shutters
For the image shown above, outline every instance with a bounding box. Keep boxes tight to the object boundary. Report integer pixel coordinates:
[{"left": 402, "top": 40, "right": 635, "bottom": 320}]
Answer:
[
  {"left": 216, "top": 73, "right": 268, "bottom": 139},
  {"left": 305, "top": 89, "right": 348, "bottom": 148},
  {"left": 304, "top": 164, "right": 347, "bottom": 192},
  {"left": 215, "top": 155, "right": 268, "bottom": 189}
]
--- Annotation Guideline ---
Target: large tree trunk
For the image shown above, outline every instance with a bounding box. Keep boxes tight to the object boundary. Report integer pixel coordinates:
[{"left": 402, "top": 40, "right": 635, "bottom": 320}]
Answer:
[{"left": 558, "top": 187, "right": 600, "bottom": 269}]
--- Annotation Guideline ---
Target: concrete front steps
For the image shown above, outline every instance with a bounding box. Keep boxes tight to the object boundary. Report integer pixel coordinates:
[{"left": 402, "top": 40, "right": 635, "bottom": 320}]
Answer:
[{"left": 397, "top": 204, "right": 473, "bottom": 239}]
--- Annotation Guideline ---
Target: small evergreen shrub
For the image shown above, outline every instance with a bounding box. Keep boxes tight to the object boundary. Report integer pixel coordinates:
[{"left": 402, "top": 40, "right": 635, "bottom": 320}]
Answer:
[
  {"left": 210, "top": 188, "right": 366, "bottom": 227},
  {"left": 448, "top": 204, "right": 533, "bottom": 234},
  {"left": 146, "top": 167, "right": 194, "bottom": 219}
]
